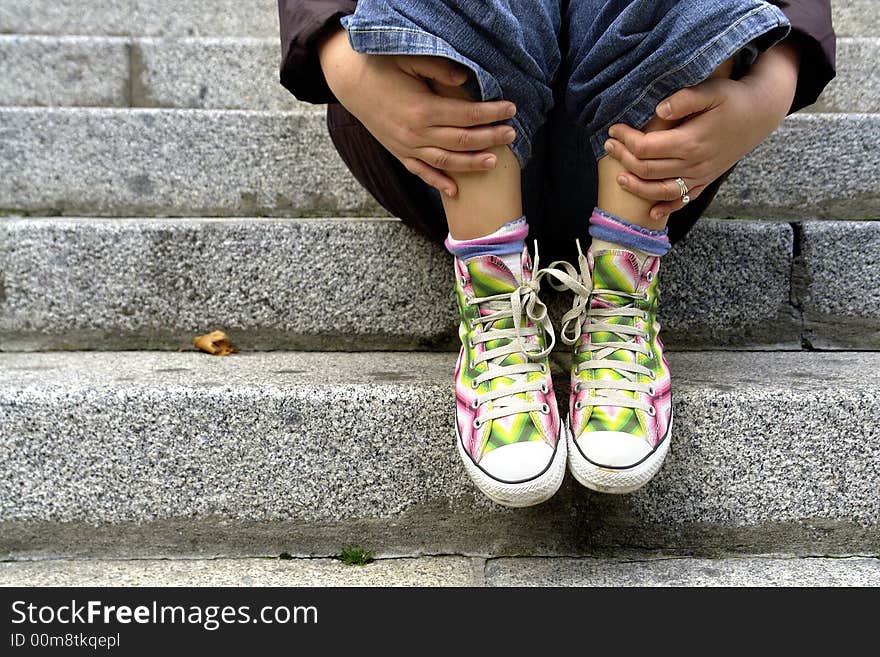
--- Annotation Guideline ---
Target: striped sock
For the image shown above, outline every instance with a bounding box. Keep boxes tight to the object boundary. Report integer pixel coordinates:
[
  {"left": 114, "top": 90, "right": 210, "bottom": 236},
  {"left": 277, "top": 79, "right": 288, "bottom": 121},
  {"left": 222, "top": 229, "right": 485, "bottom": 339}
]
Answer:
[
  {"left": 588, "top": 208, "right": 671, "bottom": 256},
  {"left": 445, "top": 216, "right": 528, "bottom": 279}
]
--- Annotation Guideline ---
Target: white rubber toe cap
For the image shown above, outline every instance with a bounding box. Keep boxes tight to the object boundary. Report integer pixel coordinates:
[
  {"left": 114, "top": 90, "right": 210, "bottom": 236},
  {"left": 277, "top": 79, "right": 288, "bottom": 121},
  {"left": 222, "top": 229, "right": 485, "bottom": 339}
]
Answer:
[
  {"left": 478, "top": 441, "right": 555, "bottom": 482},
  {"left": 576, "top": 431, "right": 653, "bottom": 469}
]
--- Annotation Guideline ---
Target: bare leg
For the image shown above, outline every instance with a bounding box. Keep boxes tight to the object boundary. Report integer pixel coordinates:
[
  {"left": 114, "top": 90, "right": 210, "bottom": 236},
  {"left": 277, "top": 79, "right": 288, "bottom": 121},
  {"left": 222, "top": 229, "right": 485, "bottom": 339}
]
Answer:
[
  {"left": 597, "top": 58, "right": 735, "bottom": 231},
  {"left": 430, "top": 81, "right": 523, "bottom": 240}
]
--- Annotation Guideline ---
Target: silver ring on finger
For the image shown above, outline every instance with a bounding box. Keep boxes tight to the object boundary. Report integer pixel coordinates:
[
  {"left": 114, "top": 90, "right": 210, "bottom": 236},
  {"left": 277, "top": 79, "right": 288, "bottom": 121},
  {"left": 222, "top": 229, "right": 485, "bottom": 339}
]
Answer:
[{"left": 675, "top": 177, "right": 690, "bottom": 204}]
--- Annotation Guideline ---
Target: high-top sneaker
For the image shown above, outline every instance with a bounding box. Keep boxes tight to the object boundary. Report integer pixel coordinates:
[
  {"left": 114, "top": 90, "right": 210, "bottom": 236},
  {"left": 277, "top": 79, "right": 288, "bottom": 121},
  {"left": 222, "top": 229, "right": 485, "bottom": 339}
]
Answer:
[
  {"left": 453, "top": 246, "right": 566, "bottom": 507},
  {"left": 541, "top": 242, "right": 672, "bottom": 494}
]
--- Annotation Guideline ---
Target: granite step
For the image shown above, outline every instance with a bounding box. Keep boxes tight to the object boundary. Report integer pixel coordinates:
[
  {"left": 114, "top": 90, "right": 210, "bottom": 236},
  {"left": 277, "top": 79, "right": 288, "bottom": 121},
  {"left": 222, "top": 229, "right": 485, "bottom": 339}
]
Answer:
[
  {"left": 0, "top": 0, "right": 279, "bottom": 38},
  {"left": 807, "top": 38, "right": 880, "bottom": 113},
  {"left": 0, "top": 216, "right": 802, "bottom": 351},
  {"left": 798, "top": 220, "right": 880, "bottom": 349},
  {"left": 0, "top": 556, "right": 485, "bottom": 587},
  {"left": 483, "top": 554, "right": 880, "bottom": 586},
  {"left": 2, "top": 555, "right": 877, "bottom": 587},
  {"left": 831, "top": 0, "right": 880, "bottom": 37},
  {"left": 1, "top": 350, "right": 878, "bottom": 559},
  {"left": 0, "top": 0, "right": 873, "bottom": 39},
  {"left": 1, "top": 108, "right": 877, "bottom": 220},
  {"left": 0, "top": 35, "right": 316, "bottom": 111},
  {"left": 0, "top": 108, "right": 374, "bottom": 218},
  {"left": 5, "top": 216, "right": 878, "bottom": 352},
  {"left": 0, "top": 35, "right": 874, "bottom": 112}
]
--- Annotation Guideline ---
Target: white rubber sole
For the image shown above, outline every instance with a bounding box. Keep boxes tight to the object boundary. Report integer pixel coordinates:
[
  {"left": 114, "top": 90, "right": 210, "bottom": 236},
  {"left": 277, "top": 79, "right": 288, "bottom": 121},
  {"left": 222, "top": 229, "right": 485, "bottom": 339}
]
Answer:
[
  {"left": 456, "top": 424, "right": 567, "bottom": 508},
  {"left": 567, "top": 413, "right": 673, "bottom": 495}
]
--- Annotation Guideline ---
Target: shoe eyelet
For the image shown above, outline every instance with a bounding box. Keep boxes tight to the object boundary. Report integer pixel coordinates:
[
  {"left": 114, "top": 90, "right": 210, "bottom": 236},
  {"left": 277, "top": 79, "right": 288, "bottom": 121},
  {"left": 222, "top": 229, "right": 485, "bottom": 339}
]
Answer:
[
  {"left": 648, "top": 385, "right": 656, "bottom": 397},
  {"left": 540, "top": 383, "right": 549, "bottom": 394},
  {"left": 647, "top": 406, "right": 656, "bottom": 417},
  {"left": 473, "top": 418, "right": 483, "bottom": 429},
  {"left": 574, "top": 383, "right": 582, "bottom": 393},
  {"left": 574, "top": 401, "right": 583, "bottom": 410},
  {"left": 646, "top": 271, "right": 654, "bottom": 282},
  {"left": 460, "top": 276, "right": 468, "bottom": 287},
  {"left": 540, "top": 404, "right": 550, "bottom": 415},
  {"left": 470, "top": 380, "right": 479, "bottom": 390},
  {"left": 646, "top": 349, "right": 653, "bottom": 359},
  {"left": 539, "top": 363, "right": 547, "bottom": 373},
  {"left": 471, "top": 399, "right": 479, "bottom": 409},
  {"left": 649, "top": 370, "right": 656, "bottom": 380}
]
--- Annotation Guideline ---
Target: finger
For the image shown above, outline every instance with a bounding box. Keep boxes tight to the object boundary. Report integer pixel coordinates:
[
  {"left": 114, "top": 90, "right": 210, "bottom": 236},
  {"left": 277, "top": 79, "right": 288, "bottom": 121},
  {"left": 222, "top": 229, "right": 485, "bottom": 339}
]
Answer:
[
  {"left": 402, "top": 157, "right": 458, "bottom": 197},
  {"left": 432, "top": 96, "right": 517, "bottom": 127},
  {"left": 649, "top": 184, "right": 706, "bottom": 221},
  {"left": 416, "top": 147, "right": 499, "bottom": 172},
  {"left": 398, "top": 56, "right": 469, "bottom": 87},
  {"left": 616, "top": 173, "right": 695, "bottom": 203},
  {"left": 604, "top": 139, "right": 686, "bottom": 180},
  {"left": 656, "top": 85, "right": 720, "bottom": 121},
  {"left": 607, "top": 123, "right": 687, "bottom": 160},
  {"left": 425, "top": 124, "right": 516, "bottom": 151}
]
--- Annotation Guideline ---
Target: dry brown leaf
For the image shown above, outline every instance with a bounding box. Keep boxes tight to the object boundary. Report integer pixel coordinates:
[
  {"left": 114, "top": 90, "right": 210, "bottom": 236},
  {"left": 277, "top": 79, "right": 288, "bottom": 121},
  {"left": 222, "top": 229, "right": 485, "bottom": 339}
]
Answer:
[{"left": 193, "top": 330, "right": 238, "bottom": 356}]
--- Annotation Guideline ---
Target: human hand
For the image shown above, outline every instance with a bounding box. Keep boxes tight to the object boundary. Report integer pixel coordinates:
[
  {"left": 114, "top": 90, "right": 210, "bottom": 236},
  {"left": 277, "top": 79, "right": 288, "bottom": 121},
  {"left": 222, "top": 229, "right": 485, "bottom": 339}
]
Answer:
[
  {"left": 603, "top": 42, "right": 800, "bottom": 220},
  {"left": 319, "top": 28, "right": 517, "bottom": 197}
]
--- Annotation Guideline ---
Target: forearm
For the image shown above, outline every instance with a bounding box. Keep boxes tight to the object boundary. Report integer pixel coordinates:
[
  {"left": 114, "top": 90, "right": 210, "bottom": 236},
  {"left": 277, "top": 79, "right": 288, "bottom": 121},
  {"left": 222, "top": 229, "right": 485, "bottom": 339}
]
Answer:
[
  {"left": 278, "top": 0, "right": 357, "bottom": 103},
  {"left": 741, "top": 39, "right": 802, "bottom": 120},
  {"left": 318, "top": 27, "right": 359, "bottom": 101}
]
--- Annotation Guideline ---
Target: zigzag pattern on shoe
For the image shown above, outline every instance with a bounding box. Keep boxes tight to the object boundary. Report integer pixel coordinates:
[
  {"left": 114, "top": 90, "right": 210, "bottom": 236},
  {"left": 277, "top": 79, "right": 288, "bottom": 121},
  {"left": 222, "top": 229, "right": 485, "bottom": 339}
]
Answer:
[
  {"left": 452, "top": 244, "right": 566, "bottom": 507},
  {"left": 537, "top": 240, "right": 672, "bottom": 494}
]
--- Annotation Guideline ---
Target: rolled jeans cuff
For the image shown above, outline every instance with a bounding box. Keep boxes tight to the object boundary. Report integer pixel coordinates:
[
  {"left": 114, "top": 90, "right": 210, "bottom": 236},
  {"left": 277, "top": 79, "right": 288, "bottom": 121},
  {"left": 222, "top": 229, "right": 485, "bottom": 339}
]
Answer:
[{"left": 588, "top": 3, "right": 790, "bottom": 160}]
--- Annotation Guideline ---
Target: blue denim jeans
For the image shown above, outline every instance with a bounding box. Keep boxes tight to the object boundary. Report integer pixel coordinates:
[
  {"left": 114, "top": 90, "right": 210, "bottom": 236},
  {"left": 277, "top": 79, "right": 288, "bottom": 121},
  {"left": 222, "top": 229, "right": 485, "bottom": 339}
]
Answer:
[{"left": 341, "top": 0, "right": 790, "bottom": 167}]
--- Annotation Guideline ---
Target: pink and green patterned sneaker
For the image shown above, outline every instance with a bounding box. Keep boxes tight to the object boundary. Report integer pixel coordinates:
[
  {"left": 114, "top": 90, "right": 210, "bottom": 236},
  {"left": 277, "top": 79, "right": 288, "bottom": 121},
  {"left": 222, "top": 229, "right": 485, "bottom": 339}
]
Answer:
[
  {"left": 453, "top": 247, "right": 567, "bottom": 507},
  {"left": 542, "top": 242, "right": 672, "bottom": 494}
]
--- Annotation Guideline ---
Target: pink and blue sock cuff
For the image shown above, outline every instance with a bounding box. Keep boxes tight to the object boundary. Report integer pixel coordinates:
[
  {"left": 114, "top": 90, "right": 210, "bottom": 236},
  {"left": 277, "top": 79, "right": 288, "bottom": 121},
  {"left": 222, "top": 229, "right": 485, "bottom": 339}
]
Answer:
[
  {"left": 589, "top": 209, "right": 670, "bottom": 256},
  {"left": 445, "top": 216, "right": 528, "bottom": 260}
]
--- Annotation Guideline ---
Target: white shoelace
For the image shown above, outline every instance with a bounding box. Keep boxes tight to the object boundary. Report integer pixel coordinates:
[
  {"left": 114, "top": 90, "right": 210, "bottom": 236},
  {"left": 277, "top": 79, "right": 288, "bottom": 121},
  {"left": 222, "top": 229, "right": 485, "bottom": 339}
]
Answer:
[
  {"left": 537, "top": 241, "right": 655, "bottom": 415},
  {"left": 467, "top": 246, "right": 556, "bottom": 427}
]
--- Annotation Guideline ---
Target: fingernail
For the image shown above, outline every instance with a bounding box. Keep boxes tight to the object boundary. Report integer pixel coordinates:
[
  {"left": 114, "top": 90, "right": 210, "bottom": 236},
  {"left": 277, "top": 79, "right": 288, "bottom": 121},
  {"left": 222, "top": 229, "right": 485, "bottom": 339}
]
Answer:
[
  {"left": 444, "top": 188, "right": 455, "bottom": 197},
  {"left": 482, "top": 156, "right": 496, "bottom": 168},
  {"left": 617, "top": 175, "right": 628, "bottom": 186},
  {"left": 657, "top": 101, "right": 671, "bottom": 118},
  {"left": 506, "top": 104, "right": 517, "bottom": 118},
  {"left": 504, "top": 129, "right": 516, "bottom": 142},
  {"left": 604, "top": 140, "right": 614, "bottom": 153},
  {"left": 608, "top": 127, "right": 618, "bottom": 139}
]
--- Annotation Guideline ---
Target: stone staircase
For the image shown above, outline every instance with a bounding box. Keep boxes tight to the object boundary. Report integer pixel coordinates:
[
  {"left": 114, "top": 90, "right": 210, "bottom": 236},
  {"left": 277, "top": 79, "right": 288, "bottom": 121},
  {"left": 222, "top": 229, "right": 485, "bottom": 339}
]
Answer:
[{"left": 0, "top": 0, "right": 878, "bottom": 586}]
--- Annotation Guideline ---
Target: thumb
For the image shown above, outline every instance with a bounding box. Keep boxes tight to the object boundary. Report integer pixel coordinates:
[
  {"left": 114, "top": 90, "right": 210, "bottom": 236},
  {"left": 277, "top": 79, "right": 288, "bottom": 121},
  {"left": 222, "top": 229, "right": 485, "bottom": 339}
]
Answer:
[
  {"left": 656, "top": 86, "right": 715, "bottom": 121},
  {"left": 399, "top": 55, "right": 468, "bottom": 86}
]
